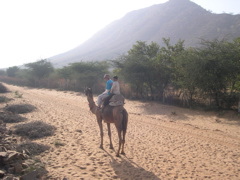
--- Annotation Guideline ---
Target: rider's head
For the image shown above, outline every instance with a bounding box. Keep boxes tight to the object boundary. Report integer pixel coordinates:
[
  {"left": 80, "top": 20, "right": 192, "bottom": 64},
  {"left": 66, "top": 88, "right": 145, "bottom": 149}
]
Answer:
[
  {"left": 113, "top": 76, "right": 118, "bottom": 81},
  {"left": 103, "top": 74, "right": 110, "bottom": 80}
]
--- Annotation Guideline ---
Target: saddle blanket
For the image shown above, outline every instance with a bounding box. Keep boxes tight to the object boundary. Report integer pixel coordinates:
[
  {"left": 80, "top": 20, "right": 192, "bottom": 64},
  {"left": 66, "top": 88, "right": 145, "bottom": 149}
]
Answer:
[{"left": 109, "top": 94, "right": 125, "bottom": 106}]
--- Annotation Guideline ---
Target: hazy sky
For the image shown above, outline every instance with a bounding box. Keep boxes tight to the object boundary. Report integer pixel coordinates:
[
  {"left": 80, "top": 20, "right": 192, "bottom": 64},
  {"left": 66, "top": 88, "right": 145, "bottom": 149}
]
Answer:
[{"left": 0, "top": 0, "right": 240, "bottom": 69}]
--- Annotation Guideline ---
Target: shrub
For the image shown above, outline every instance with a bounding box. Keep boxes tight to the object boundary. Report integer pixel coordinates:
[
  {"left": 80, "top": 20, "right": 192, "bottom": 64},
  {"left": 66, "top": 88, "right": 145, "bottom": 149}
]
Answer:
[
  {"left": 0, "top": 83, "right": 8, "bottom": 93},
  {"left": 4, "top": 104, "right": 36, "bottom": 114},
  {"left": 14, "top": 91, "right": 23, "bottom": 98},
  {"left": 54, "top": 140, "right": 65, "bottom": 147},
  {"left": 14, "top": 121, "right": 56, "bottom": 139},
  {"left": 16, "top": 142, "right": 50, "bottom": 155},
  {"left": 0, "top": 96, "right": 12, "bottom": 103},
  {"left": 0, "top": 112, "right": 27, "bottom": 123}
]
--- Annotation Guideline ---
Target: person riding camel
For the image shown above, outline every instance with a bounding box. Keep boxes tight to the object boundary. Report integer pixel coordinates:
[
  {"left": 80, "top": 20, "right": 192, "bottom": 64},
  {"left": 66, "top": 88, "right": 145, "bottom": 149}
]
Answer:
[
  {"left": 110, "top": 76, "right": 120, "bottom": 95},
  {"left": 97, "top": 74, "right": 113, "bottom": 108},
  {"left": 102, "top": 75, "right": 122, "bottom": 110}
]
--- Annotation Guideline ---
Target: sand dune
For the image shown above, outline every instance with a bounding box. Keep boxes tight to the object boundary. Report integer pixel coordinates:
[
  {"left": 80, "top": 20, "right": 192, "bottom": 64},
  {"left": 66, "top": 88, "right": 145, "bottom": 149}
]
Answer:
[{"left": 2, "top": 84, "right": 240, "bottom": 179}]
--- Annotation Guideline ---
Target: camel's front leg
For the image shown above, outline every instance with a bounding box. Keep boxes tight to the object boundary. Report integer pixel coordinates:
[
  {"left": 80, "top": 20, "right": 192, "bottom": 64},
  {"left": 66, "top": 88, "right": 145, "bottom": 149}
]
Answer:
[
  {"left": 97, "top": 118, "right": 104, "bottom": 149},
  {"left": 107, "top": 123, "right": 113, "bottom": 149},
  {"left": 121, "top": 111, "right": 128, "bottom": 155}
]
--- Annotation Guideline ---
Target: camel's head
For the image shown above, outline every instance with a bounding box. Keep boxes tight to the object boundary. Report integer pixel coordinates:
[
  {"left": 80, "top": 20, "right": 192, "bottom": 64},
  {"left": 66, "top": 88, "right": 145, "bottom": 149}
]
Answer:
[{"left": 84, "top": 87, "right": 93, "bottom": 97}]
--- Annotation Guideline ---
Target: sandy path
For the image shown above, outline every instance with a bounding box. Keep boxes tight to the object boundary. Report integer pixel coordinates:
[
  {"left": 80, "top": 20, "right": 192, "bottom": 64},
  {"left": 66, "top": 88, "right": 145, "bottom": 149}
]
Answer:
[{"left": 2, "top": 84, "right": 240, "bottom": 179}]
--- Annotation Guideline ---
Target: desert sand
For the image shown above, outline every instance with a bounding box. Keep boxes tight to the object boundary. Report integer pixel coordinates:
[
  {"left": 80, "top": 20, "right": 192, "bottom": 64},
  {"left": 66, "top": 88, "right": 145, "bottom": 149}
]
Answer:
[{"left": 2, "top": 84, "right": 240, "bottom": 180}]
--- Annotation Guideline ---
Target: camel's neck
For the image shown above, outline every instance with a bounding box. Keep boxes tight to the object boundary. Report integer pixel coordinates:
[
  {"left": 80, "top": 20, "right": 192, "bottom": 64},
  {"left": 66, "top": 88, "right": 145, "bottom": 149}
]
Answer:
[{"left": 87, "top": 95, "right": 98, "bottom": 114}]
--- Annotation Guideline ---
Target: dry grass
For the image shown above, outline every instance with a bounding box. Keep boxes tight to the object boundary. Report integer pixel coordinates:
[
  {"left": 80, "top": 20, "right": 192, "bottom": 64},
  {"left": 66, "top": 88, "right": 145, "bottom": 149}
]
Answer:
[
  {"left": 14, "top": 91, "right": 23, "bottom": 98},
  {"left": 13, "top": 121, "right": 56, "bottom": 139},
  {"left": 0, "top": 96, "right": 12, "bottom": 103},
  {"left": 0, "top": 83, "right": 8, "bottom": 93},
  {"left": 54, "top": 140, "right": 66, "bottom": 147},
  {"left": 16, "top": 142, "right": 50, "bottom": 155},
  {"left": 0, "top": 111, "right": 27, "bottom": 123},
  {"left": 4, "top": 104, "right": 36, "bottom": 114}
]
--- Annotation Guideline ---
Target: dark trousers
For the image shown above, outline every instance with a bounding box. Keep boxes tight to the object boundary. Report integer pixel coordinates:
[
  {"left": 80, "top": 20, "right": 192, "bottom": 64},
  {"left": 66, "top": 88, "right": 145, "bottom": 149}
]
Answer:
[{"left": 103, "top": 94, "right": 114, "bottom": 106}]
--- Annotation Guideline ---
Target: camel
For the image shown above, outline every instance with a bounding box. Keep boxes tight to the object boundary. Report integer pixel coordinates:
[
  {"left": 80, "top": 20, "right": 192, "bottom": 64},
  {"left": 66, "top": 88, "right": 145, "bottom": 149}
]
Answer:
[{"left": 84, "top": 87, "right": 128, "bottom": 157}]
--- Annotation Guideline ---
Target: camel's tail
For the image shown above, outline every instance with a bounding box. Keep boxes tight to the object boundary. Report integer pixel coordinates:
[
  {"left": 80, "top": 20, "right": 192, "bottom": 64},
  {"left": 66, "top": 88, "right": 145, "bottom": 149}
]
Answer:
[{"left": 122, "top": 108, "right": 128, "bottom": 133}]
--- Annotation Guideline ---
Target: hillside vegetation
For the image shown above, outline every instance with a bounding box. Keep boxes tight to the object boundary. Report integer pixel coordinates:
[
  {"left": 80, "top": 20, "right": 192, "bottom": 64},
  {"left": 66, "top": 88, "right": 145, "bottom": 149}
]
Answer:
[{"left": 1, "top": 38, "right": 240, "bottom": 110}]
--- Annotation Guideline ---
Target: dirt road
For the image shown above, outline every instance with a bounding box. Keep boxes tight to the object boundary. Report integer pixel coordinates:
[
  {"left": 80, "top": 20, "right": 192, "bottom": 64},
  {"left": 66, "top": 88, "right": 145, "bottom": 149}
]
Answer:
[{"left": 2, "top": 84, "right": 240, "bottom": 179}]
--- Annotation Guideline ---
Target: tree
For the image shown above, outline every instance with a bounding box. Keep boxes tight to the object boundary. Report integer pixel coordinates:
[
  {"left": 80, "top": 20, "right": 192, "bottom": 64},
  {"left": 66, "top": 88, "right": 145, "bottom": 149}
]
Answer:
[
  {"left": 229, "top": 38, "right": 240, "bottom": 93},
  {"left": 154, "top": 38, "right": 185, "bottom": 102},
  {"left": 113, "top": 39, "right": 185, "bottom": 101},
  {"left": 0, "top": 70, "right": 6, "bottom": 76},
  {"left": 188, "top": 39, "right": 240, "bottom": 108},
  {"left": 67, "top": 61, "right": 110, "bottom": 92},
  {"left": 6, "top": 66, "right": 20, "bottom": 77},
  {"left": 25, "top": 59, "right": 54, "bottom": 87},
  {"left": 114, "top": 41, "right": 160, "bottom": 99},
  {"left": 56, "top": 66, "right": 73, "bottom": 90},
  {"left": 173, "top": 47, "right": 199, "bottom": 107},
  {"left": 25, "top": 59, "right": 54, "bottom": 79}
]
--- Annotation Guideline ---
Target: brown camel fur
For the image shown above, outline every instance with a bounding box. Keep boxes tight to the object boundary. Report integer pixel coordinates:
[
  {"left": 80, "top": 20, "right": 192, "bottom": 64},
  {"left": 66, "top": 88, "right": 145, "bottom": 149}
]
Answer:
[{"left": 84, "top": 87, "right": 128, "bottom": 157}]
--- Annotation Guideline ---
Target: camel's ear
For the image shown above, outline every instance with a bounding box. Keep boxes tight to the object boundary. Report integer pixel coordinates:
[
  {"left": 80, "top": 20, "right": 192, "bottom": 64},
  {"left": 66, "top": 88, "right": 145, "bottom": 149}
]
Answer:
[{"left": 84, "top": 87, "right": 89, "bottom": 95}]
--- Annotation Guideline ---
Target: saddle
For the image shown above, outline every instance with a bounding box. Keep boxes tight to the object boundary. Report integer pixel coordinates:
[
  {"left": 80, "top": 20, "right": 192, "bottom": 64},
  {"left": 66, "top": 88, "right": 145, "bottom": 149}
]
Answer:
[{"left": 103, "top": 94, "right": 125, "bottom": 107}]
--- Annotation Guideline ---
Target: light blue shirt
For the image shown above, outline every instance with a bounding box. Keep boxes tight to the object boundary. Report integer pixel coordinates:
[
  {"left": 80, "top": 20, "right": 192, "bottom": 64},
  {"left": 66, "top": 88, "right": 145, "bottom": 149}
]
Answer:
[{"left": 106, "top": 79, "right": 113, "bottom": 95}]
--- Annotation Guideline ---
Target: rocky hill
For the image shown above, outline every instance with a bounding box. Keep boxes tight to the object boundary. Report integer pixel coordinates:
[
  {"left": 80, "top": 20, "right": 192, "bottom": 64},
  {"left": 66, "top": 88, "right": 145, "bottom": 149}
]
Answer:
[{"left": 49, "top": 0, "right": 240, "bottom": 67}]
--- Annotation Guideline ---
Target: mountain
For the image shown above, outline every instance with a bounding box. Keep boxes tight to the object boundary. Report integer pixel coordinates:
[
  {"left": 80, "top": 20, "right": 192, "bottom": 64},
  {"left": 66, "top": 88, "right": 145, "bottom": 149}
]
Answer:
[{"left": 49, "top": 0, "right": 240, "bottom": 67}]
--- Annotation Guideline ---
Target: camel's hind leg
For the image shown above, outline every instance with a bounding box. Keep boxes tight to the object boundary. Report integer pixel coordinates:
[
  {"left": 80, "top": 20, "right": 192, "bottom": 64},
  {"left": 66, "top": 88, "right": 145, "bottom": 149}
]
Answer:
[
  {"left": 121, "top": 131, "right": 126, "bottom": 155},
  {"left": 114, "top": 107, "right": 128, "bottom": 157},
  {"left": 116, "top": 130, "right": 122, "bottom": 157},
  {"left": 107, "top": 123, "right": 113, "bottom": 149},
  {"left": 115, "top": 114, "right": 124, "bottom": 157}
]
